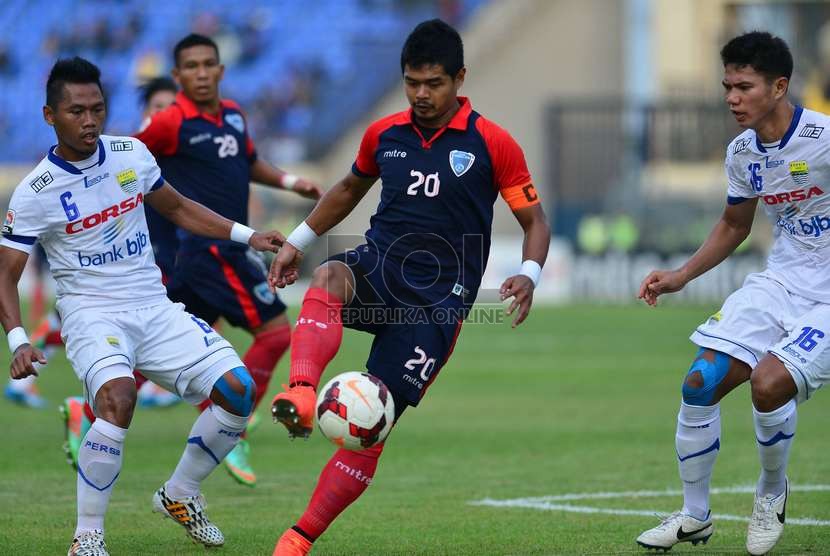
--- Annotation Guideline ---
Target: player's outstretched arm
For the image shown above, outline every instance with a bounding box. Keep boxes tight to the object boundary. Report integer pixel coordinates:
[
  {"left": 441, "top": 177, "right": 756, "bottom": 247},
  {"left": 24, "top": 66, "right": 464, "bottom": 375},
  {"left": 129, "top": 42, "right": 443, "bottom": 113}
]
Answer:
[
  {"left": 249, "top": 158, "right": 323, "bottom": 200},
  {"left": 0, "top": 246, "right": 47, "bottom": 378},
  {"left": 146, "top": 182, "right": 284, "bottom": 252},
  {"left": 638, "top": 198, "right": 758, "bottom": 306},
  {"left": 269, "top": 172, "right": 376, "bottom": 289},
  {"left": 500, "top": 204, "right": 550, "bottom": 328}
]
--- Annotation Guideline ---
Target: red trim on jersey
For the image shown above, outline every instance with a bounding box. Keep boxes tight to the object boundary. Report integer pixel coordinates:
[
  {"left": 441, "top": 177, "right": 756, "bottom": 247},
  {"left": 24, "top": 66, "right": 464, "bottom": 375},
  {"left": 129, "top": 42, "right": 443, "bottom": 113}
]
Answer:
[
  {"left": 208, "top": 245, "right": 262, "bottom": 329},
  {"left": 136, "top": 92, "right": 256, "bottom": 159},
  {"left": 353, "top": 97, "right": 474, "bottom": 175},
  {"left": 353, "top": 111, "right": 410, "bottom": 176},
  {"left": 474, "top": 116, "right": 538, "bottom": 209},
  {"left": 420, "top": 319, "right": 464, "bottom": 400},
  {"left": 134, "top": 103, "right": 183, "bottom": 157}
]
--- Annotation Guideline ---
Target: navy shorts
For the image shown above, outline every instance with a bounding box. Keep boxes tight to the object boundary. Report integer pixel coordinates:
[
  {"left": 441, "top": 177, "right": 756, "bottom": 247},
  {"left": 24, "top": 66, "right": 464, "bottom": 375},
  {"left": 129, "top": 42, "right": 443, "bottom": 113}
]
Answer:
[
  {"left": 168, "top": 242, "right": 286, "bottom": 330},
  {"left": 326, "top": 245, "right": 466, "bottom": 408}
]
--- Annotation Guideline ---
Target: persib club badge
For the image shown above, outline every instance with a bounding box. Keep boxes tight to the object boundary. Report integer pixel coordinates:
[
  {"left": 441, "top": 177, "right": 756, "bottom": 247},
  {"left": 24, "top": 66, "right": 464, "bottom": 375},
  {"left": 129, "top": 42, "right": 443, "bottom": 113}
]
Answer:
[
  {"left": 225, "top": 113, "right": 245, "bottom": 134},
  {"left": 789, "top": 160, "right": 809, "bottom": 186},
  {"left": 116, "top": 168, "right": 139, "bottom": 194},
  {"left": 449, "top": 150, "right": 475, "bottom": 177},
  {"left": 2, "top": 209, "right": 14, "bottom": 235}
]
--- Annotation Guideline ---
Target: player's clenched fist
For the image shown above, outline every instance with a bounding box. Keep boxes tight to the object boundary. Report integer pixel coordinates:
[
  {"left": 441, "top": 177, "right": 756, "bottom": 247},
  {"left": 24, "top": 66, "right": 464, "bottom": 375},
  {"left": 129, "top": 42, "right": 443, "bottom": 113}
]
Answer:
[
  {"left": 248, "top": 230, "right": 285, "bottom": 253},
  {"left": 638, "top": 269, "right": 689, "bottom": 306},
  {"left": 269, "top": 242, "right": 303, "bottom": 290},
  {"left": 500, "top": 274, "right": 535, "bottom": 328},
  {"left": 291, "top": 178, "right": 323, "bottom": 200},
  {"left": 9, "top": 344, "right": 47, "bottom": 380}
]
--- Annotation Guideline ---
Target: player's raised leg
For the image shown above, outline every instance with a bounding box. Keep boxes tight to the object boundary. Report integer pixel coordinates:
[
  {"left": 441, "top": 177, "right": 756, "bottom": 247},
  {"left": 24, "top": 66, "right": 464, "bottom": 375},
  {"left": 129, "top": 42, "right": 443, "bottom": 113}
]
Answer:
[
  {"left": 69, "top": 367, "right": 136, "bottom": 556},
  {"left": 636, "top": 349, "right": 750, "bottom": 551},
  {"left": 272, "top": 262, "right": 352, "bottom": 438},
  {"left": 153, "top": 364, "right": 255, "bottom": 547}
]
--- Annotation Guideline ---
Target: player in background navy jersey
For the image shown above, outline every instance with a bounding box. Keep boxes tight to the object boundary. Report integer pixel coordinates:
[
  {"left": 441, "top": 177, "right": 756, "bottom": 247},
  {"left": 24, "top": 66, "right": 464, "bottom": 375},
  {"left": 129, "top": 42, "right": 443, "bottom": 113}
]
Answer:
[
  {"left": 268, "top": 19, "right": 550, "bottom": 554},
  {"left": 135, "top": 34, "right": 322, "bottom": 487}
]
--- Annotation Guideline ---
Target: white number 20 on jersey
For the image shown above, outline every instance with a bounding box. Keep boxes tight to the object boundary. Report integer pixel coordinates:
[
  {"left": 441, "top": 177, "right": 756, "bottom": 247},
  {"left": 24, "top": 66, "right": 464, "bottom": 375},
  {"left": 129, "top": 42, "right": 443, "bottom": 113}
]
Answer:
[
  {"left": 214, "top": 134, "right": 239, "bottom": 158},
  {"left": 407, "top": 170, "right": 440, "bottom": 197}
]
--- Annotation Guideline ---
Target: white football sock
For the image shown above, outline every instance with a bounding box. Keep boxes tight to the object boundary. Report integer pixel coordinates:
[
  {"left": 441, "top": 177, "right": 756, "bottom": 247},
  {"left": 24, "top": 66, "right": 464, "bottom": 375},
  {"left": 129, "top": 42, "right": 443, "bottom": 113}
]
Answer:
[
  {"left": 754, "top": 399, "right": 796, "bottom": 497},
  {"left": 76, "top": 418, "right": 127, "bottom": 536},
  {"left": 165, "top": 405, "right": 247, "bottom": 499},
  {"left": 7, "top": 374, "right": 36, "bottom": 393},
  {"left": 676, "top": 402, "right": 720, "bottom": 521}
]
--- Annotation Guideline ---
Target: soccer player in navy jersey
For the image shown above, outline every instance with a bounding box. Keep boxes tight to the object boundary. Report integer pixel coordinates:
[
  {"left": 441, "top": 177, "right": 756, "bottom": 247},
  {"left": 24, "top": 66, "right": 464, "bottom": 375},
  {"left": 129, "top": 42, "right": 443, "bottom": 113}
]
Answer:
[
  {"left": 267, "top": 19, "right": 550, "bottom": 554},
  {"left": 135, "top": 34, "right": 322, "bottom": 487}
]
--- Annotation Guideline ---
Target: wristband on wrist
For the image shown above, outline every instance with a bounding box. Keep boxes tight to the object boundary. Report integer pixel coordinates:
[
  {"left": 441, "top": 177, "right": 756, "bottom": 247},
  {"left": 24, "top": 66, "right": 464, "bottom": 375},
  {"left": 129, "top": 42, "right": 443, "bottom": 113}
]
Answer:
[
  {"left": 285, "top": 221, "right": 319, "bottom": 252},
  {"left": 520, "top": 260, "right": 542, "bottom": 288},
  {"left": 281, "top": 173, "right": 299, "bottom": 190},
  {"left": 7, "top": 326, "right": 29, "bottom": 354},
  {"left": 230, "top": 222, "right": 255, "bottom": 244}
]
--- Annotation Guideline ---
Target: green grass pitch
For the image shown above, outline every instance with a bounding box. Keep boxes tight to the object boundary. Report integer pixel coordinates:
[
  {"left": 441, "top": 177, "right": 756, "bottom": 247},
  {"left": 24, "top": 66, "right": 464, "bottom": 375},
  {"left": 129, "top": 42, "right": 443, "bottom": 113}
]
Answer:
[{"left": 1, "top": 304, "right": 828, "bottom": 554}]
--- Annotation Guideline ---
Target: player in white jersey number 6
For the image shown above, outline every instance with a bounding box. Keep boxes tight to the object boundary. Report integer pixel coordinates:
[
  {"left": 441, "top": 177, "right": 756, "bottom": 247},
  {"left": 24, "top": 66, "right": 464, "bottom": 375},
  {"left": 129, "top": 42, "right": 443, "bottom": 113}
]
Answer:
[
  {"left": 636, "top": 32, "right": 830, "bottom": 555},
  {"left": 0, "top": 58, "right": 283, "bottom": 556}
]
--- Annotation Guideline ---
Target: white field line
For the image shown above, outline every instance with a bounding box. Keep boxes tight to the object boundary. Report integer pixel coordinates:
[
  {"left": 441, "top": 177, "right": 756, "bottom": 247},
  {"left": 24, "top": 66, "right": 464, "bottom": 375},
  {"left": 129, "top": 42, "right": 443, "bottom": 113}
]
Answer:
[{"left": 468, "top": 484, "right": 830, "bottom": 527}]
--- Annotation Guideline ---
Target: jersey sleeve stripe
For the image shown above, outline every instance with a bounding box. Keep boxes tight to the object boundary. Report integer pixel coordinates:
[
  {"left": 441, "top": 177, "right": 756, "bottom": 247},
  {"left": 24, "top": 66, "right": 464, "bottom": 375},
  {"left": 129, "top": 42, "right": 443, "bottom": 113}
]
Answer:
[
  {"left": 351, "top": 162, "right": 376, "bottom": 178},
  {"left": 0, "top": 236, "right": 35, "bottom": 253},
  {"left": 2, "top": 234, "right": 36, "bottom": 245},
  {"left": 150, "top": 176, "right": 164, "bottom": 191},
  {"left": 727, "top": 195, "right": 751, "bottom": 205}
]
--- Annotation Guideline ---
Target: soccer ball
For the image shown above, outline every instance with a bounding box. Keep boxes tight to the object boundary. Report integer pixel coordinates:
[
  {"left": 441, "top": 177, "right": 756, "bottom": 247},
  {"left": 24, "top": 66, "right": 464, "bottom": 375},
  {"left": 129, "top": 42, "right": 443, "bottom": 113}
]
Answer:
[{"left": 316, "top": 371, "right": 395, "bottom": 450}]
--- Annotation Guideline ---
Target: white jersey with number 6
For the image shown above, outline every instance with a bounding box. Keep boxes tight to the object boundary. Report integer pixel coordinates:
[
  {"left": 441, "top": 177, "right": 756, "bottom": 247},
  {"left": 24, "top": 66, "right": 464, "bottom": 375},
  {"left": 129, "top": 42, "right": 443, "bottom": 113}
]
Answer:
[{"left": 0, "top": 135, "right": 168, "bottom": 318}]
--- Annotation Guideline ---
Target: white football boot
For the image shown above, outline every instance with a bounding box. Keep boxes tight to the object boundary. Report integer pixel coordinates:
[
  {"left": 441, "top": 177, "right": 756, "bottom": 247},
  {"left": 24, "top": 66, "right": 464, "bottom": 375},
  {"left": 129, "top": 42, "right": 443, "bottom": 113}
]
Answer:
[
  {"left": 67, "top": 529, "right": 108, "bottom": 556},
  {"left": 636, "top": 511, "right": 713, "bottom": 551},
  {"left": 746, "top": 480, "right": 788, "bottom": 555},
  {"left": 152, "top": 486, "right": 225, "bottom": 547}
]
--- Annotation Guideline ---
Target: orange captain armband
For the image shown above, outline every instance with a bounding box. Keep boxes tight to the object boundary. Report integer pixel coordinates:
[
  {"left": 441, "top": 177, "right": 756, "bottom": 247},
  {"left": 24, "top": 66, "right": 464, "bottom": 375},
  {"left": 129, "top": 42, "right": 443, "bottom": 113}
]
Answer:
[{"left": 501, "top": 182, "right": 540, "bottom": 210}]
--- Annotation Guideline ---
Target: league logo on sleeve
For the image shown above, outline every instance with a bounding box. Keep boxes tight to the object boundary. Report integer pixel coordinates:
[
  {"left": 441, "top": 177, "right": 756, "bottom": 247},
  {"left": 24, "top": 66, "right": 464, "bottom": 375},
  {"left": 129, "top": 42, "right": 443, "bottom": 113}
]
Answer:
[
  {"left": 449, "top": 150, "right": 475, "bottom": 177},
  {"left": 1, "top": 209, "right": 14, "bottom": 235}
]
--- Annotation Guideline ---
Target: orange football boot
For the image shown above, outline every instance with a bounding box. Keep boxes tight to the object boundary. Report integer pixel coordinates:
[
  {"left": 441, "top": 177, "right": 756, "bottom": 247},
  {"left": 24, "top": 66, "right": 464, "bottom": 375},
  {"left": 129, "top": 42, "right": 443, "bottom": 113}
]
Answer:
[
  {"left": 271, "top": 384, "right": 316, "bottom": 439},
  {"left": 273, "top": 528, "right": 312, "bottom": 556}
]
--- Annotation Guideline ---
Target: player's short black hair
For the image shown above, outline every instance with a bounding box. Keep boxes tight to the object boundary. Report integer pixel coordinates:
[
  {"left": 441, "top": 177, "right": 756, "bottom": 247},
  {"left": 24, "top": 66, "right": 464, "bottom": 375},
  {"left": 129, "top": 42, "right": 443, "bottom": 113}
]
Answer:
[
  {"left": 720, "top": 31, "right": 793, "bottom": 82},
  {"left": 138, "top": 76, "right": 177, "bottom": 106},
  {"left": 174, "top": 33, "right": 220, "bottom": 66},
  {"left": 46, "top": 56, "right": 104, "bottom": 109},
  {"left": 400, "top": 19, "right": 464, "bottom": 77}
]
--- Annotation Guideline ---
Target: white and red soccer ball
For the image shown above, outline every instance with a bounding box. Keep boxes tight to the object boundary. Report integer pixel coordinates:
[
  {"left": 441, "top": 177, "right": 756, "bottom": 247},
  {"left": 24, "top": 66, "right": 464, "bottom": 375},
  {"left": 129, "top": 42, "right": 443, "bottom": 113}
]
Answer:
[{"left": 316, "top": 371, "right": 395, "bottom": 450}]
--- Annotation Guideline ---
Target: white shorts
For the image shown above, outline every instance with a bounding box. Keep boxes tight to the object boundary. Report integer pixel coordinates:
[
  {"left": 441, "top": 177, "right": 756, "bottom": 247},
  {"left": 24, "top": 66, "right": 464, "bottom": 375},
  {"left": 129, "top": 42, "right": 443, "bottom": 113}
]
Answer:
[
  {"left": 61, "top": 300, "right": 243, "bottom": 408},
  {"left": 690, "top": 272, "right": 830, "bottom": 402}
]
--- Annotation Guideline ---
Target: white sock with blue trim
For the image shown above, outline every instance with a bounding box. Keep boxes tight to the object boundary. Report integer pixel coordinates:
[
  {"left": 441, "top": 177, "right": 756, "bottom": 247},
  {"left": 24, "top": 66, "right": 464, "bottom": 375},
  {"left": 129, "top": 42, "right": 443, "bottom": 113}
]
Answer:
[
  {"left": 165, "top": 405, "right": 247, "bottom": 499},
  {"left": 76, "top": 418, "right": 127, "bottom": 536},
  {"left": 754, "top": 399, "right": 796, "bottom": 497},
  {"left": 676, "top": 402, "right": 720, "bottom": 521}
]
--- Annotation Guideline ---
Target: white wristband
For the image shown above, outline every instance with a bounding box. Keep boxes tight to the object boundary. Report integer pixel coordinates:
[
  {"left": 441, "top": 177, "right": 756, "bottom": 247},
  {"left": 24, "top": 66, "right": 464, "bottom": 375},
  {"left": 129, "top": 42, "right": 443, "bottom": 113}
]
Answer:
[
  {"left": 7, "top": 326, "right": 30, "bottom": 354},
  {"left": 281, "top": 173, "right": 299, "bottom": 190},
  {"left": 520, "top": 260, "right": 542, "bottom": 288},
  {"left": 285, "top": 221, "right": 319, "bottom": 253},
  {"left": 230, "top": 222, "right": 255, "bottom": 245}
]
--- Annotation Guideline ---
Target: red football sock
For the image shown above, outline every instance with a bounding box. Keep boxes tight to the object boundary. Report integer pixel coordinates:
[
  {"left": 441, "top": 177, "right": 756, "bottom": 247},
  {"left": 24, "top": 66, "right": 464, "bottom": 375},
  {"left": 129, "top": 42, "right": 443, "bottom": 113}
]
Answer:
[
  {"left": 244, "top": 324, "right": 291, "bottom": 409},
  {"left": 289, "top": 288, "right": 343, "bottom": 389},
  {"left": 44, "top": 330, "right": 63, "bottom": 347},
  {"left": 133, "top": 371, "right": 148, "bottom": 390},
  {"left": 296, "top": 443, "right": 385, "bottom": 540}
]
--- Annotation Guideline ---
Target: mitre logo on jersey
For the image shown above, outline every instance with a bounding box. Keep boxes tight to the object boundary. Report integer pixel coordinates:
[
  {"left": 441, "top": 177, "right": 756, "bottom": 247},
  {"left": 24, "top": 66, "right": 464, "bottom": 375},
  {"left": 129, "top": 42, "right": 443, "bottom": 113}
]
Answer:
[
  {"left": 29, "top": 171, "right": 54, "bottom": 193},
  {"left": 798, "top": 124, "right": 824, "bottom": 139},
  {"left": 109, "top": 140, "right": 133, "bottom": 152},
  {"left": 789, "top": 160, "right": 809, "bottom": 185},
  {"left": 449, "top": 150, "right": 475, "bottom": 177},
  {"left": 116, "top": 168, "right": 139, "bottom": 194},
  {"left": 1, "top": 209, "right": 14, "bottom": 235},
  {"left": 225, "top": 113, "right": 245, "bottom": 134}
]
